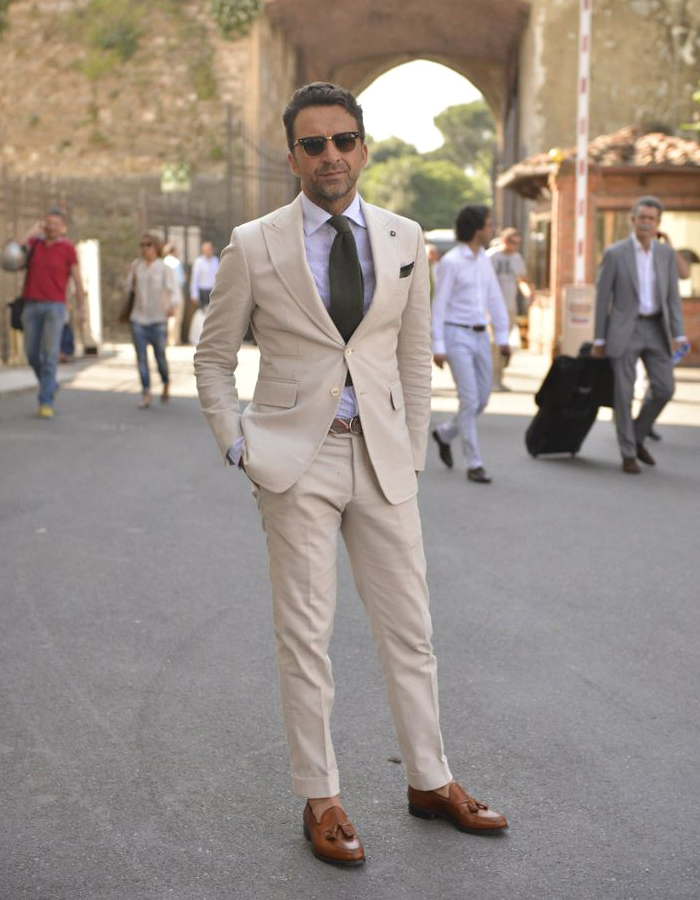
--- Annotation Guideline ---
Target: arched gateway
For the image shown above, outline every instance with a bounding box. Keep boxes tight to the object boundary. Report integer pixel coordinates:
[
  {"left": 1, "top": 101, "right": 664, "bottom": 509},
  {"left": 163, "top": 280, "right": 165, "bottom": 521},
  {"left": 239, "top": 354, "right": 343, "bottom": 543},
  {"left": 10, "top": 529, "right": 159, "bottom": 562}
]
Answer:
[{"left": 240, "top": 0, "right": 700, "bottom": 221}]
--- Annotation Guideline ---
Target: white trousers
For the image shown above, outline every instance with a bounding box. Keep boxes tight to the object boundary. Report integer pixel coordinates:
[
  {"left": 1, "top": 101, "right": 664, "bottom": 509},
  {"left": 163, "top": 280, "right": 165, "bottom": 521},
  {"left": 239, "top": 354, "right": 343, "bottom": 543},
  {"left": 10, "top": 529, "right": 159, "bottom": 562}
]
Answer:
[
  {"left": 437, "top": 324, "right": 493, "bottom": 469},
  {"left": 255, "top": 431, "right": 452, "bottom": 798}
]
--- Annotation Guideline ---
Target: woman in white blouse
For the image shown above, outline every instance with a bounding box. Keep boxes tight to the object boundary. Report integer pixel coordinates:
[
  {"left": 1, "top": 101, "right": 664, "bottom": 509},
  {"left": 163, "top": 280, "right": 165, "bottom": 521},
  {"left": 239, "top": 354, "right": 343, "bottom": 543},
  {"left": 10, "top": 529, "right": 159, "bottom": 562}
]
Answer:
[{"left": 129, "top": 234, "right": 181, "bottom": 408}]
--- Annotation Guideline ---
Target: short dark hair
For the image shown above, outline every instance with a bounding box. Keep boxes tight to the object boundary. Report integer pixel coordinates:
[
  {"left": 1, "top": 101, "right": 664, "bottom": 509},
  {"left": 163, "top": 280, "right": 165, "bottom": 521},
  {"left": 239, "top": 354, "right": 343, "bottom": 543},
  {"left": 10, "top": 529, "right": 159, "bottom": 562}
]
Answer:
[
  {"left": 282, "top": 82, "right": 365, "bottom": 150},
  {"left": 632, "top": 195, "right": 664, "bottom": 216},
  {"left": 455, "top": 205, "right": 491, "bottom": 243},
  {"left": 47, "top": 206, "right": 66, "bottom": 219}
]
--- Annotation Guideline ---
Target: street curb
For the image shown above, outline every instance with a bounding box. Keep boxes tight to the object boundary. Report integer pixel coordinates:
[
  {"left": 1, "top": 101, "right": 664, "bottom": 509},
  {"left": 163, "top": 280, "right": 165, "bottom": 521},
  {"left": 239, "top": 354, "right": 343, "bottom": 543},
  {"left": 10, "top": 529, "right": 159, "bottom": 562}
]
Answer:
[{"left": 0, "top": 351, "right": 115, "bottom": 398}]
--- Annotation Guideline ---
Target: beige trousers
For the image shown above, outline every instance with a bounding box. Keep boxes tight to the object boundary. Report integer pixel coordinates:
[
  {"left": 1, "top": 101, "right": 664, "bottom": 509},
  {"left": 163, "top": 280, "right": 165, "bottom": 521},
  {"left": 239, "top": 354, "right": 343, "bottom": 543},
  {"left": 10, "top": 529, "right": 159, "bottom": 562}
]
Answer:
[{"left": 255, "top": 430, "right": 452, "bottom": 798}]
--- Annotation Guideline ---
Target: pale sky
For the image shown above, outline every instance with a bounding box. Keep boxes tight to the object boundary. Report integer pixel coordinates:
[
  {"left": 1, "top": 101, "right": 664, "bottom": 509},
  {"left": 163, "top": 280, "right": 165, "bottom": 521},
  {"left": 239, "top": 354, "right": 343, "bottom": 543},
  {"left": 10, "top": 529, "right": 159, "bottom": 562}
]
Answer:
[{"left": 358, "top": 60, "right": 482, "bottom": 153}]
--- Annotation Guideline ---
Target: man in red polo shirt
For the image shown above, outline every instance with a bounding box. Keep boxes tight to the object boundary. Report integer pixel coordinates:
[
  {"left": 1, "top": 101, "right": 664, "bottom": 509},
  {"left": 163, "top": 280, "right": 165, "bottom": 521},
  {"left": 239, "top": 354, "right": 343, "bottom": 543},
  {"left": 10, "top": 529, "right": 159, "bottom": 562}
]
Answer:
[{"left": 19, "top": 208, "right": 86, "bottom": 417}]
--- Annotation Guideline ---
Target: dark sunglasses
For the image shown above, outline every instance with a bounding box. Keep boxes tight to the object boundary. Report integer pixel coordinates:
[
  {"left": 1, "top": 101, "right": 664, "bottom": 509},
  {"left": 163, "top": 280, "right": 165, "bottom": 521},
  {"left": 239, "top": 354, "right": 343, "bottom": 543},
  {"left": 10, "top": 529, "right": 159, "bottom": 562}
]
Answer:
[
  {"left": 140, "top": 241, "right": 153, "bottom": 248},
  {"left": 292, "top": 132, "right": 361, "bottom": 157}
]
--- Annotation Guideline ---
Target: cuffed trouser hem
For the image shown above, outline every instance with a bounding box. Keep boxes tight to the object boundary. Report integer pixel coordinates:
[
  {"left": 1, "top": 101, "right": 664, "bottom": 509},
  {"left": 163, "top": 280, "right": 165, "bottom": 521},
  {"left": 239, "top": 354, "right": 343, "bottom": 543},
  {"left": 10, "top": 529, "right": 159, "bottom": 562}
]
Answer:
[
  {"left": 292, "top": 770, "right": 340, "bottom": 799},
  {"left": 406, "top": 760, "right": 453, "bottom": 792}
]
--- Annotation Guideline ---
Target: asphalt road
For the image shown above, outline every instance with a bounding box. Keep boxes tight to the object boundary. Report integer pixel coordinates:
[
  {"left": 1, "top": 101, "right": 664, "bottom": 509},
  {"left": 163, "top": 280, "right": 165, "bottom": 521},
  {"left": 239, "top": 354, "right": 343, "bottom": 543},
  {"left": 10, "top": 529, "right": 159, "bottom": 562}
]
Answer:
[{"left": 1, "top": 348, "right": 698, "bottom": 900}]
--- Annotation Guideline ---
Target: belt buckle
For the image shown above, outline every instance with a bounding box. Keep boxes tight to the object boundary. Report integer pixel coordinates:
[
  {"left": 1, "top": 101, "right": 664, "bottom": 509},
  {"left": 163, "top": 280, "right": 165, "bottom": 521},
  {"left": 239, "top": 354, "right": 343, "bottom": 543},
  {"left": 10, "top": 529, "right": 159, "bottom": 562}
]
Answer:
[{"left": 348, "top": 416, "right": 362, "bottom": 435}]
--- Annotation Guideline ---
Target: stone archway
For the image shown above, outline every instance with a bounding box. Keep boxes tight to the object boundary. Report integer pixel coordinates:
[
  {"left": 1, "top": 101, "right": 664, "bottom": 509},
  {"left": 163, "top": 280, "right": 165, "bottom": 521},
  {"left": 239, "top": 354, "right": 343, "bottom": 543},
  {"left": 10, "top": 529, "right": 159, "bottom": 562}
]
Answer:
[{"left": 265, "top": 0, "right": 530, "bottom": 165}]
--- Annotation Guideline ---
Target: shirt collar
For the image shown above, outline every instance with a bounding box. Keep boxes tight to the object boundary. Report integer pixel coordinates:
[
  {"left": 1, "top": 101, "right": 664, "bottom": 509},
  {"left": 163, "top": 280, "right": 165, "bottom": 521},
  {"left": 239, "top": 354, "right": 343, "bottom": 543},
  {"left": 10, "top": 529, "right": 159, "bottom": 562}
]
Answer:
[
  {"left": 632, "top": 234, "right": 655, "bottom": 254},
  {"left": 458, "top": 242, "right": 481, "bottom": 260},
  {"left": 301, "top": 192, "right": 366, "bottom": 236}
]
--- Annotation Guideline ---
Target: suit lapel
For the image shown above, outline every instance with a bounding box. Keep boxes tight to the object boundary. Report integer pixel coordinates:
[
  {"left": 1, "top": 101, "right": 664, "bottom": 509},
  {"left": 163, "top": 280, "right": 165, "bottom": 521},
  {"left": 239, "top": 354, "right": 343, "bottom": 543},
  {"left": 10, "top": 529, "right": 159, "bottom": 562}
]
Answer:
[
  {"left": 261, "top": 195, "right": 341, "bottom": 344},
  {"left": 350, "top": 199, "right": 400, "bottom": 342},
  {"left": 652, "top": 241, "right": 667, "bottom": 310},
  {"left": 623, "top": 237, "right": 639, "bottom": 298}
]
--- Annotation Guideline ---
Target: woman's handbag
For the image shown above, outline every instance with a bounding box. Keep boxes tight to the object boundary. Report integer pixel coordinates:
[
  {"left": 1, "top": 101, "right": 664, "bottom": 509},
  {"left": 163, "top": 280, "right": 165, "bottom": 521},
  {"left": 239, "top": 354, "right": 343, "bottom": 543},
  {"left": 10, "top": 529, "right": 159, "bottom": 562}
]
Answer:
[
  {"left": 118, "top": 288, "right": 136, "bottom": 324},
  {"left": 119, "top": 268, "right": 136, "bottom": 323}
]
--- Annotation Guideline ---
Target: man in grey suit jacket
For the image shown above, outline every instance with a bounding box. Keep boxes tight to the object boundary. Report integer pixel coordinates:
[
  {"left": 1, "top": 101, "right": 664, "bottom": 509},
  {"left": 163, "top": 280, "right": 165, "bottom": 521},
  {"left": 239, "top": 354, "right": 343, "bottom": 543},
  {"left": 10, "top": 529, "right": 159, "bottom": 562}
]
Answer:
[
  {"left": 592, "top": 196, "right": 687, "bottom": 474},
  {"left": 194, "top": 83, "right": 507, "bottom": 866}
]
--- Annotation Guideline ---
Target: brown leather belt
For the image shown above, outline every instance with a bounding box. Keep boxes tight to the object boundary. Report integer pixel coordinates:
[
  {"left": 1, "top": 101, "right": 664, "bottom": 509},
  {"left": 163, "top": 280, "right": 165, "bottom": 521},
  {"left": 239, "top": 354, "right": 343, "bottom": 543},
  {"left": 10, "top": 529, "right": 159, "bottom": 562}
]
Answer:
[
  {"left": 329, "top": 416, "right": 363, "bottom": 435},
  {"left": 637, "top": 312, "right": 661, "bottom": 320}
]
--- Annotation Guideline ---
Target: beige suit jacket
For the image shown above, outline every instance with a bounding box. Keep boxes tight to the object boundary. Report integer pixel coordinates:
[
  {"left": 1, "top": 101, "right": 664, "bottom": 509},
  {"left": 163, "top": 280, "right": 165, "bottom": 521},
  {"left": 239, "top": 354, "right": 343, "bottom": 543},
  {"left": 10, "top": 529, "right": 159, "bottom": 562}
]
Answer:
[{"left": 194, "top": 194, "right": 432, "bottom": 504}]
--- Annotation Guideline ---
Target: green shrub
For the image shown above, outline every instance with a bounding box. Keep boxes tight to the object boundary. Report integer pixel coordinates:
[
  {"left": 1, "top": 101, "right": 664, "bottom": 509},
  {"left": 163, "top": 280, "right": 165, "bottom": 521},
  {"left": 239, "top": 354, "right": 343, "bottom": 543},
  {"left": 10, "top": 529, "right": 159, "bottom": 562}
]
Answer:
[
  {"left": 0, "top": 0, "right": 12, "bottom": 35},
  {"left": 70, "top": 0, "right": 145, "bottom": 78},
  {"left": 210, "top": 0, "right": 261, "bottom": 39}
]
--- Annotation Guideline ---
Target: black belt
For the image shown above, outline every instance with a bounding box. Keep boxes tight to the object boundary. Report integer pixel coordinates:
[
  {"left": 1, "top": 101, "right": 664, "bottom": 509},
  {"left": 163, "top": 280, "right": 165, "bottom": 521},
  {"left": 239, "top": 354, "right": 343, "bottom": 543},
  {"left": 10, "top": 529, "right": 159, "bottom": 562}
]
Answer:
[
  {"left": 329, "top": 416, "right": 363, "bottom": 436},
  {"left": 637, "top": 312, "right": 661, "bottom": 320},
  {"left": 445, "top": 322, "right": 487, "bottom": 332}
]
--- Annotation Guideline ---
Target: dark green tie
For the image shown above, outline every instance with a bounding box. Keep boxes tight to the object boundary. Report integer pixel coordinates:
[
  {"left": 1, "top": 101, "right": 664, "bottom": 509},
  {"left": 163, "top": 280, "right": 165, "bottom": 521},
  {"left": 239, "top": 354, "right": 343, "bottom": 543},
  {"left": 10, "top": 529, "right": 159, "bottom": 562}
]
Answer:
[{"left": 328, "top": 215, "right": 364, "bottom": 344}]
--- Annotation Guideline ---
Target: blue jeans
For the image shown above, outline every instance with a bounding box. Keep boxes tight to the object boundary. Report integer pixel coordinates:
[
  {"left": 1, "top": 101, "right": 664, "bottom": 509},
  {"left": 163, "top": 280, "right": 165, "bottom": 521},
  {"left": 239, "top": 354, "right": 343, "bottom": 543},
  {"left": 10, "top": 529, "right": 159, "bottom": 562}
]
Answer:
[
  {"left": 131, "top": 322, "right": 169, "bottom": 391},
  {"left": 22, "top": 301, "right": 67, "bottom": 407}
]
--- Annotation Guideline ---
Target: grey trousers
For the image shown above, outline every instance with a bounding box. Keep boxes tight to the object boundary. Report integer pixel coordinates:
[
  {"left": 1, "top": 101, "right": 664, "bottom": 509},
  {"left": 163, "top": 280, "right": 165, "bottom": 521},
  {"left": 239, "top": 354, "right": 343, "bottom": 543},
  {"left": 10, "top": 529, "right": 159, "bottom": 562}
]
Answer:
[{"left": 611, "top": 318, "right": 675, "bottom": 458}]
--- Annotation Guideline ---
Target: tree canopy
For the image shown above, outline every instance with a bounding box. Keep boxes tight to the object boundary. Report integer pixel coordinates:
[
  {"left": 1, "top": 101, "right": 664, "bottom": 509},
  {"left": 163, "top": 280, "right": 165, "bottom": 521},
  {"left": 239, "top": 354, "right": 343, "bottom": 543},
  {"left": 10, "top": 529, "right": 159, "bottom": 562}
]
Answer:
[{"left": 360, "top": 98, "right": 496, "bottom": 230}]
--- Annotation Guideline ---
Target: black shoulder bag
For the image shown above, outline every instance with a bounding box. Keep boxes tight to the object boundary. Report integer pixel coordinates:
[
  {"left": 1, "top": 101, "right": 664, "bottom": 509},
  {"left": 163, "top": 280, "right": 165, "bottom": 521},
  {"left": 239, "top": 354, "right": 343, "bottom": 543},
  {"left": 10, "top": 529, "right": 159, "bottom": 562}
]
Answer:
[{"left": 8, "top": 241, "right": 38, "bottom": 331}]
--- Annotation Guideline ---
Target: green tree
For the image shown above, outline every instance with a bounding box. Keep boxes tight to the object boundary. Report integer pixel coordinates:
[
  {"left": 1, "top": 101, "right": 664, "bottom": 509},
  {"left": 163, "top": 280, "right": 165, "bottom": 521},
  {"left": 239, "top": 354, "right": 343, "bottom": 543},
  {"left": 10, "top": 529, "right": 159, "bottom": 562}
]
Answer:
[
  {"left": 681, "top": 80, "right": 700, "bottom": 135},
  {"left": 427, "top": 98, "right": 496, "bottom": 178},
  {"left": 360, "top": 156, "right": 487, "bottom": 230},
  {"left": 369, "top": 136, "right": 419, "bottom": 164}
]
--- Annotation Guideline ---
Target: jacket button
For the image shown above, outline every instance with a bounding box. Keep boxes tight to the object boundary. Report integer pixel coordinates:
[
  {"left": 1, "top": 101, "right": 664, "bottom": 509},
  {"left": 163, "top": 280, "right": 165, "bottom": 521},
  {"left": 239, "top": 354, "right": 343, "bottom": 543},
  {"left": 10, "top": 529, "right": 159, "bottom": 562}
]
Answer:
[
  {"left": 345, "top": 348, "right": 353, "bottom": 356},
  {"left": 330, "top": 387, "right": 340, "bottom": 397}
]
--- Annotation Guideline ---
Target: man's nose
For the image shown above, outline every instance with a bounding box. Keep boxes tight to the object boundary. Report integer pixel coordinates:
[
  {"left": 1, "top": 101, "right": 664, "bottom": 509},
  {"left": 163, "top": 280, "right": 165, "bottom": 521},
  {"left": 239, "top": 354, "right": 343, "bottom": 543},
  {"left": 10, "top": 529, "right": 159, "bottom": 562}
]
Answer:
[{"left": 319, "top": 138, "right": 340, "bottom": 161}]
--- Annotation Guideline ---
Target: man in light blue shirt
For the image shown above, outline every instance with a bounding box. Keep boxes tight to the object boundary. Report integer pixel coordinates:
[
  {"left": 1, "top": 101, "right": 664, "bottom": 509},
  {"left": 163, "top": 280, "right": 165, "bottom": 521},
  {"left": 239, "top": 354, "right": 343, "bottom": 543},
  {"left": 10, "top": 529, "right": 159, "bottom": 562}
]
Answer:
[{"left": 432, "top": 205, "right": 511, "bottom": 483}]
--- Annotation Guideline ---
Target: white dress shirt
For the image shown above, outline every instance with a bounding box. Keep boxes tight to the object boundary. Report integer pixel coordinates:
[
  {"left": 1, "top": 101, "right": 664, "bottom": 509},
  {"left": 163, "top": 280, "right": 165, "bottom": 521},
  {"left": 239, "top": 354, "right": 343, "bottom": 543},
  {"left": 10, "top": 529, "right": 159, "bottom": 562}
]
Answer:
[
  {"left": 190, "top": 254, "right": 220, "bottom": 299},
  {"left": 228, "top": 192, "right": 376, "bottom": 466},
  {"left": 633, "top": 235, "right": 658, "bottom": 315},
  {"left": 431, "top": 243, "right": 510, "bottom": 354}
]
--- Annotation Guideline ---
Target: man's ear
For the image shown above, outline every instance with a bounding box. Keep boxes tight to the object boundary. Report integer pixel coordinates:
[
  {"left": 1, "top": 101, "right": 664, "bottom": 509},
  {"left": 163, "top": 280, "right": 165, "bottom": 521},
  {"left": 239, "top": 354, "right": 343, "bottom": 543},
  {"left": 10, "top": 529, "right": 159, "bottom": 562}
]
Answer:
[{"left": 287, "top": 150, "right": 299, "bottom": 177}]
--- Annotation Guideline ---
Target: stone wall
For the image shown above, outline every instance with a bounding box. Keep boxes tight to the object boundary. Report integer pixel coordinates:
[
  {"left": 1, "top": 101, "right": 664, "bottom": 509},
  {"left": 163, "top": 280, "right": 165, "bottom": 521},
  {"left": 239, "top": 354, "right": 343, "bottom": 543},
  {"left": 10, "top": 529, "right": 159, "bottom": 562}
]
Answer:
[{"left": 519, "top": 0, "right": 700, "bottom": 158}]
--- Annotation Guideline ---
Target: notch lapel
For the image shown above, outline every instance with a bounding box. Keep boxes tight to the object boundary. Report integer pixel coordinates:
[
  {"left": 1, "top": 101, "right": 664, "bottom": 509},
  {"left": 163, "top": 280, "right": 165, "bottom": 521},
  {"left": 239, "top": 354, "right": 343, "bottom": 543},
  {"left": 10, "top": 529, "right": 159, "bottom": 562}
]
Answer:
[
  {"left": 261, "top": 195, "right": 342, "bottom": 345},
  {"left": 622, "top": 237, "right": 639, "bottom": 299},
  {"left": 652, "top": 241, "right": 668, "bottom": 311}
]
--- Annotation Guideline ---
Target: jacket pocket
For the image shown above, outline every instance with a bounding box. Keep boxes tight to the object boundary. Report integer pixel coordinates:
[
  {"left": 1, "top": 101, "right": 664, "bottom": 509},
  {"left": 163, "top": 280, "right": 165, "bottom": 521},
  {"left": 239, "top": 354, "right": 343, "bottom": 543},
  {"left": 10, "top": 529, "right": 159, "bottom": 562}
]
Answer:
[
  {"left": 252, "top": 378, "right": 298, "bottom": 408},
  {"left": 389, "top": 380, "right": 404, "bottom": 410}
]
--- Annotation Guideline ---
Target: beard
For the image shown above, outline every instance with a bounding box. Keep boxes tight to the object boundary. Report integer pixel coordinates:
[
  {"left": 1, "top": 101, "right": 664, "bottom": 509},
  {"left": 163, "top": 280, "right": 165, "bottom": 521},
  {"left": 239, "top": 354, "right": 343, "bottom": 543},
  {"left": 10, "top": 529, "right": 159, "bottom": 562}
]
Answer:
[{"left": 306, "top": 165, "right": 357, "bottom": 204}]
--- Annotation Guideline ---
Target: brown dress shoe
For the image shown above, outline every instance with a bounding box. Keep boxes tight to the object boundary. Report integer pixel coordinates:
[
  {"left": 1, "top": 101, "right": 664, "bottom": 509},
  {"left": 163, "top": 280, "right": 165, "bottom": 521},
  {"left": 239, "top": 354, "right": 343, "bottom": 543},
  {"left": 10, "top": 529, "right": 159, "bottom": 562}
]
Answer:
[
  {"left": 408, "top": 782, "right": 508, "bottom": 834},
  {"left": 467, "top": 466, "right": 492, "bottom": 484},
  {"left": 302, "top": 802, "right": 365, "bottom": 867},
  {"left": 636, "top": 442, "right": 656, "bottom": 466},
  {"left": 622, "top": 457, "right": 641, "bottom": 474}
]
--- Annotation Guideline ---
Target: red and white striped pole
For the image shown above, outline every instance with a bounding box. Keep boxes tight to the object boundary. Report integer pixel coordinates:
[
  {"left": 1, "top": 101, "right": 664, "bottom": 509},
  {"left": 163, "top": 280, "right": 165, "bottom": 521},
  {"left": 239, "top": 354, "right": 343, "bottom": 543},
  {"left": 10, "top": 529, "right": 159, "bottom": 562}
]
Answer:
[{"left": 574, "top": 0, "right": 592, "bottom": 284}]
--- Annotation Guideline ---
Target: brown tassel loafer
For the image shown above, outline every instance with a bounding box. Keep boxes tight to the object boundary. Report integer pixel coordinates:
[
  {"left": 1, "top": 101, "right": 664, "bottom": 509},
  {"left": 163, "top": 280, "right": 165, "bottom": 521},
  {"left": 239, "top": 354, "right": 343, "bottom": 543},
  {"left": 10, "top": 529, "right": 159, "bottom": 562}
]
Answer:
[
  {"left": 408, "top": 782, "right": 508, "bottom": 834},
  {"left": 302, "top": 802, "right": 365, "bottom": 867}
]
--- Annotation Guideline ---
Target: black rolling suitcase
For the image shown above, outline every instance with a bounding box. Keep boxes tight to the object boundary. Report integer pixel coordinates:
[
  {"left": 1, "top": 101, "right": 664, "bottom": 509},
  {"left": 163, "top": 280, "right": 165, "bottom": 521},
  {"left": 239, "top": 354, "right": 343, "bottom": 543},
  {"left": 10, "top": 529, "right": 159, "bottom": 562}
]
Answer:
[{"left": 525, "top": 354, "right": 614, "bottom": 457}]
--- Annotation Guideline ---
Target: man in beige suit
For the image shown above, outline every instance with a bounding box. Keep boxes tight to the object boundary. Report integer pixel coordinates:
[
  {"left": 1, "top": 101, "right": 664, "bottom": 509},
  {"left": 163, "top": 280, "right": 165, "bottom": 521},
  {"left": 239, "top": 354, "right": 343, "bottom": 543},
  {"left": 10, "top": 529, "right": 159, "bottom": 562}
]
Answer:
[{"left": 194, "top": 83, "right": 507, "bottom": 867}]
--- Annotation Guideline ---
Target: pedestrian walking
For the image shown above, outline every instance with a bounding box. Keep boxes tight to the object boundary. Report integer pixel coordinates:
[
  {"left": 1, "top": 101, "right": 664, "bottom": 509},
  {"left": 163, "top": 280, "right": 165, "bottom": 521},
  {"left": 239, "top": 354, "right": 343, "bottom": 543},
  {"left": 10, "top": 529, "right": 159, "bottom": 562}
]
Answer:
[
  {"left": 162, "top": 242, "right": 186, "bottom": 347},
  {"left": 591, "top": 196, "right": 688, "bottom": 474},
  {"left": 126, "top": 233, "right": 182, "bottom": 409},
  {"left": 16, "top": 208, "right": 86, "bottom": 418},
  {"left": 431, "top": 205, "right": 511, "bottom": 483},
  {"left": 194, "top": 82, "right": 508, "bottom": 868},
  {"left": 486, "top": 227, "right": 533, "bottom": 390},
  {"left": 189, "top": 241, "right": 219, "bottom": 311}
]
